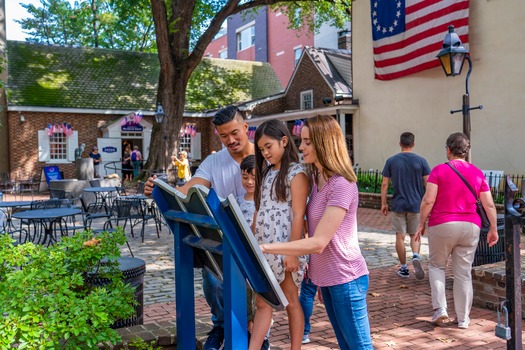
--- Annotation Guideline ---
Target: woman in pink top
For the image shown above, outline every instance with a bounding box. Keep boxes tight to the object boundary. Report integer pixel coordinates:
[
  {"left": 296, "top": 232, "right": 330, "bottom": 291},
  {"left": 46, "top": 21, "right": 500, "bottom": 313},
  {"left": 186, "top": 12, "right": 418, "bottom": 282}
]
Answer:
[
  {"left": 260, "top": 115, "right": 372, "bottom": 350},
  {"left": 415, "top": 132, "right": 498, "bottom": 329}
]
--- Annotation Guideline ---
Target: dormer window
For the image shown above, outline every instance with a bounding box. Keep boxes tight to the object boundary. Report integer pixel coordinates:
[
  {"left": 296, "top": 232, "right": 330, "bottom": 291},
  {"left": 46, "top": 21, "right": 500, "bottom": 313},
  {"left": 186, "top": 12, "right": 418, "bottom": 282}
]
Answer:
[{"left": 300, "top": 90, "right": 313, "bottom": 110}]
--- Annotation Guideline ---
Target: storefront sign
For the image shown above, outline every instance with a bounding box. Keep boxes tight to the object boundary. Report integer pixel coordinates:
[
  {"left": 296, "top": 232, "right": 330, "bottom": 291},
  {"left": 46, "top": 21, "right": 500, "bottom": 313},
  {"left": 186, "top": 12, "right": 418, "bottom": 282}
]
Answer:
[
  {"left": 102, "top": 146, "right": 118, "bottom": 153},
  {"left": 121, "top": 124, "right": 143, "bottom": 132}
]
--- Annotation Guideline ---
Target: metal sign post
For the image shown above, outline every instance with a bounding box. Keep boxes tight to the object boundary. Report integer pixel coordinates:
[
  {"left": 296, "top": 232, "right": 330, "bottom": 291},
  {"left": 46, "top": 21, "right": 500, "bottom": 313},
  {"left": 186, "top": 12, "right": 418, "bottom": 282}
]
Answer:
[{"left": 503, "top": 176, "right": 522, "bottom": 349}]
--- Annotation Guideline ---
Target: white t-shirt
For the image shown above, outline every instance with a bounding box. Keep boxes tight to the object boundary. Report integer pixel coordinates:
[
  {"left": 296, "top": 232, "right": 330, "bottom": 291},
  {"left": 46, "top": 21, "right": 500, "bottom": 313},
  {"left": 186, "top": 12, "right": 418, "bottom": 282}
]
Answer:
[{"left": 194, "top": 148, "right": 245, "bottom": 199}]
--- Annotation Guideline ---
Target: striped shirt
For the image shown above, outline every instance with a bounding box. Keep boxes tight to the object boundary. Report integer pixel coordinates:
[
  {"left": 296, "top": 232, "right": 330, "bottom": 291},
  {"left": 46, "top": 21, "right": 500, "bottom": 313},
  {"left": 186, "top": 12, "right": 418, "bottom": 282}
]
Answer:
[{"left": 306, "top": 175, "right": 369, "bottom": 287}]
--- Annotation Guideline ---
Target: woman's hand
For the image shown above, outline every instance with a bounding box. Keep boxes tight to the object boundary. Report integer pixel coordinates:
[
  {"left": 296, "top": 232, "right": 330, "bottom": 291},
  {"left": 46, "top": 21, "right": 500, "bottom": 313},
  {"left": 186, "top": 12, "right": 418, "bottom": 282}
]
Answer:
[
  {"left": 317, "top": 286, "right": 323, "bottom": 304},
  {"left": 487, "top": 227, "right": 499, "bottom": 247},
  {"left": 414, "top": 224, "right": 425, "bottom": 242},
  {"left": 144, "top": 175, "right": 157, "bottom": 197},
  {"left": 284, "top": 255, "right": 299, "bottom": 272}
]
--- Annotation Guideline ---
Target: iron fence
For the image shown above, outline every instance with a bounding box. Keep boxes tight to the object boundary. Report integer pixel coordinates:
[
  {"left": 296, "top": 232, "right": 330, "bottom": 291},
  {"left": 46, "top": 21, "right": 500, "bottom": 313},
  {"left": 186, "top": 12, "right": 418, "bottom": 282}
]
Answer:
[{"left": 356, "top": 168, "right": 525, "bottom": 204}]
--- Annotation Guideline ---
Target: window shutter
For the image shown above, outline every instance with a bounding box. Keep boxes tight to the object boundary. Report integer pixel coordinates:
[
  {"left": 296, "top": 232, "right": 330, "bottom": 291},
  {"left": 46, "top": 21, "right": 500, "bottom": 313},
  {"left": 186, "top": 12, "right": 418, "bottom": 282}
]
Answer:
[
  {"left": 67, "top": 131, "right": 79, "bottom": 162},
  {"left": 38, "top": 130, "right": 50, "bottom": 162},
  {"left": 191, "top": 133, "right": 201, "bottom": 160}
]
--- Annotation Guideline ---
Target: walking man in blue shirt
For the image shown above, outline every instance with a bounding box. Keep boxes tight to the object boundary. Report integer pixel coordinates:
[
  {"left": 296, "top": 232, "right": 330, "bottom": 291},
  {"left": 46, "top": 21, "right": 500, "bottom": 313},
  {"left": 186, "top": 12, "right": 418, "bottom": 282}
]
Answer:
[{"left": 381, "top": 132, "right": 430, "bottom": 279}]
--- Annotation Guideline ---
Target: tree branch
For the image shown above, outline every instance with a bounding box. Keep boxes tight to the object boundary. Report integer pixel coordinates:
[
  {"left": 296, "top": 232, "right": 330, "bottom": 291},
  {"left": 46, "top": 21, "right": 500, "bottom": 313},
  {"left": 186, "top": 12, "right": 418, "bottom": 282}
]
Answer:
[{"left": 187, "top": 0, "right": 239, "bottom": 73}]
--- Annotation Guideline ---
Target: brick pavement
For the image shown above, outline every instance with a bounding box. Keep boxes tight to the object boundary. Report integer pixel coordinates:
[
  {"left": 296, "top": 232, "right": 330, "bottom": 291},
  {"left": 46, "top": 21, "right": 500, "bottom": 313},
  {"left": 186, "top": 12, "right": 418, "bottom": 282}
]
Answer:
[
  {"left": 5, "top": 193, "right": 519, "bottom": 348},
  {"left": 138, "top": 207, "right": 518, "bottom": 349}
]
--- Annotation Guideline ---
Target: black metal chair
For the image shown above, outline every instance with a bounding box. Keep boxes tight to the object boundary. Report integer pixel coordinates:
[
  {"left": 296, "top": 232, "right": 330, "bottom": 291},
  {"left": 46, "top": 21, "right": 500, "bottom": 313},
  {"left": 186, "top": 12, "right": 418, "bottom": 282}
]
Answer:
[
  {"left": 115, "top": 186, "right": 128, "bottom": 197},
  {"left": 49, "top": 189, "right": 67, "bottom": 199},
  {"left": 89, "top": 180, "right": 101, "bottom": 187},
  {"left": 17, "top": 174, "right": 39, "bottom": 200},
  {"left": 79, "top": 195, "right": 112, "bottom": 228},
  {"left": 119, "top": 197, "right": 159, "bottom": 242}
]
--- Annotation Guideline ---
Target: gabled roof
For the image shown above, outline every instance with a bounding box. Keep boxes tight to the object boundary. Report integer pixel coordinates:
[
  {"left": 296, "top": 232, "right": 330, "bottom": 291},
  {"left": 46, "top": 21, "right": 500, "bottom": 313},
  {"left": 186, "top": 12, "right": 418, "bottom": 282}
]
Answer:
[
  {"left": 6, "top": 41, "right": 282, "bottom": 111},
  {"left": 287, "top": 46, "right": 352, "bottom": 97}
]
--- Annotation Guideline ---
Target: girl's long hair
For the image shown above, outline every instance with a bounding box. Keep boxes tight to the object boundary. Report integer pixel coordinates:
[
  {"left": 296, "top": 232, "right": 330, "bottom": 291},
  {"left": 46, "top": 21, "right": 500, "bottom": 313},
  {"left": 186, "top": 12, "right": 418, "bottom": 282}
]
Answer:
[
  {"left": 305, "top": 115, "right": 357, "bottom": 186},
  {"left": 254, "top": 119, "right": 299, "bottom": 211}
]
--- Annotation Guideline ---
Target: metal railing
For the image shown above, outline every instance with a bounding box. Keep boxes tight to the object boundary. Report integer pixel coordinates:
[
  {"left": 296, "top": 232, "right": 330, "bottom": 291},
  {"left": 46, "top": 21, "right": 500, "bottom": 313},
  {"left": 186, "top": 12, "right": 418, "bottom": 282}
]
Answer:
[
  {"left": 356, "top": 168, "right": 525, "bottom": 204},
  {"left": 103, "top": 160, "right": 165, "bottom": 179}
]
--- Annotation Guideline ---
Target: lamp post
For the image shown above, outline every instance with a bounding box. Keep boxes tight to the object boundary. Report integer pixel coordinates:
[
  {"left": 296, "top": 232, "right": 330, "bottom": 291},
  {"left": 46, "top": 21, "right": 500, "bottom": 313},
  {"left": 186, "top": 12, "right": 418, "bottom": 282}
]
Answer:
[
  {"left": 436, "top": 25, "right": 483, "bottom": 162},
  {"left": 154, "top": 102, "right": 168, "bottom": 173}
]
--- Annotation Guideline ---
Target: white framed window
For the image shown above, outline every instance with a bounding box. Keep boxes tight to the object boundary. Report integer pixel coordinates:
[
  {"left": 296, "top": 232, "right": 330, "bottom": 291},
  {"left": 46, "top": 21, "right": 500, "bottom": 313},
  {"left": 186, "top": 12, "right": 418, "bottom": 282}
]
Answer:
[
  {"left": 236, "top": 22, "right": 255, "bottom": 52},
  {"left": 178, "top": 132, "right": 202, "bottom": 161},
  {"left": 294, "top": 47, "right": 302, "bottom": 66},
  {"left": 293, "top": 8, "right": 303, "bottom": 27},
  {"left": 50, "top": 132, "right": 67, "bottom": 160},
  {"left": 38, "top": 130, "right": 78, "bottom": 163},
  {"left": 179, "top": 134, "right": 191, "bottom": 154},
  {"left": 219, "top": 49, "right": 228, "bottom": 59},
  {"left": 300, "top": 90, "right": 313, "bottom": 110}
]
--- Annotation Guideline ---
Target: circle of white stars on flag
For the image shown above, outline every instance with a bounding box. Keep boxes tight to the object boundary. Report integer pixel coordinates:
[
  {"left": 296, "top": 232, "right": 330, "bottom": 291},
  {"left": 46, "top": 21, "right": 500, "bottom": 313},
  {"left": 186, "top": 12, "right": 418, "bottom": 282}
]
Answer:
[{"left": 372, "top": 0, "right": 402, "bottom": 34}]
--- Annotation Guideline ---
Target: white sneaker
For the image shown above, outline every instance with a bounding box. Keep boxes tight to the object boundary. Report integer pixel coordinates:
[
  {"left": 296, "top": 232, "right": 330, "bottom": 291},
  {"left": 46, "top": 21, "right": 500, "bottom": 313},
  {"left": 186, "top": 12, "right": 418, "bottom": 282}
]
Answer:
[
  {"left": 302, "top": 334, "right": 311, "bottom": 344},
  {"left": 458, "top": 317, "right": 470, "bottom": 329},
  {"left": 431, "top": 307, "right": 449, "bottom": 324},
  {"left": 412, "top": 257, "right": 425, "bottom": 280}
]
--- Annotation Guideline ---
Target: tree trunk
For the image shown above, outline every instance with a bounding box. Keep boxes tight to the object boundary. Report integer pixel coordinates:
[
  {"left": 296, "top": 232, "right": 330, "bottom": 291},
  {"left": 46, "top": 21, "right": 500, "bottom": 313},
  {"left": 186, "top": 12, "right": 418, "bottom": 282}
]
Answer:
[{"left": 142, "top": 0, "right": 194, "bottom": 181}]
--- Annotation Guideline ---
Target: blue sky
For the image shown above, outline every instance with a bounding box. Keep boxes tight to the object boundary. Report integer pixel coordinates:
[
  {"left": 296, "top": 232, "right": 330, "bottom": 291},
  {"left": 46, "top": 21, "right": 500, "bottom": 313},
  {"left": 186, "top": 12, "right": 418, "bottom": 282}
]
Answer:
[{"left": 7, "top": 0, "right": 76, "bottom": 40}]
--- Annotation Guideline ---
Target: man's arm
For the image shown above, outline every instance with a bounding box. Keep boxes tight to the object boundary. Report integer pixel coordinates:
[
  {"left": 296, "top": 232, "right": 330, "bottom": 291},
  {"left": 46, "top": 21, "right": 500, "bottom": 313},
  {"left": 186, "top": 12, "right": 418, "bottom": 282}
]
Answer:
[
  {"left": 144, "top": 175, "right": 211, "bottom": 197},
  {"left": 381, "top": 176, "right": 390, "bottom": 216},
  {"left": 422, "top": 175, "right": 429, "bottom": 188}
]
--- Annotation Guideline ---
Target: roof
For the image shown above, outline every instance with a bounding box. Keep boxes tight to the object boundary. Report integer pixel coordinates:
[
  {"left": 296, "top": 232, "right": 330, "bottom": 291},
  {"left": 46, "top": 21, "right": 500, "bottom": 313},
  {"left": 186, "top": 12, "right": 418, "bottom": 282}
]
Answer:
[
  {"left": 291, "top": 46, "right": 352, "bottom": 97},
  {"left": 6, "top": 41, "right": 283, "bottom": 111}
]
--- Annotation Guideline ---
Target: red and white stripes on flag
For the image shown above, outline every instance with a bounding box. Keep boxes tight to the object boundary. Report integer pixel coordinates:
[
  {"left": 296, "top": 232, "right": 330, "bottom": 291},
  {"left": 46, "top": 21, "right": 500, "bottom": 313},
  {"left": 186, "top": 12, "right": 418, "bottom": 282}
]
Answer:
[{"left": 371, "top": 0, "right": 469, "bottom": 80}]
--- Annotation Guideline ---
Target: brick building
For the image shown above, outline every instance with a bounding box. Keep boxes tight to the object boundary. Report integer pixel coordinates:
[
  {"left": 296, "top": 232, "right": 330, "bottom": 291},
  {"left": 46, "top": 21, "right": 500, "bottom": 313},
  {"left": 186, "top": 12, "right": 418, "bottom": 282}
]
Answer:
[
  {"left": 205, "top": 6, "right": 351, "bottom": 88},
  {"left": 0, "top": 41, "right": 282, "bottom": 181},
  {"left": 237, "top": 47, "right": 357, "bottom": 160}
]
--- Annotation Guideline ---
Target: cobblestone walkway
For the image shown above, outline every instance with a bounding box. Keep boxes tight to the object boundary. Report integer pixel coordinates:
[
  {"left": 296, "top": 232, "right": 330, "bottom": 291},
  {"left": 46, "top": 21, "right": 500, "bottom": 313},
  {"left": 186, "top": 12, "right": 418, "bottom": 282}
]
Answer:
[{"left": 127, "top": 209, "right": 429, "bottom": 305}]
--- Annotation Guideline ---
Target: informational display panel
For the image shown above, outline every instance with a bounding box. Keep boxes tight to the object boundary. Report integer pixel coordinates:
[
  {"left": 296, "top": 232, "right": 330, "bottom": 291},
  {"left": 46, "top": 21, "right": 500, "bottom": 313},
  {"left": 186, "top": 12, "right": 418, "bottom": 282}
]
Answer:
[{"left": 153, "top": 179, "right": 288, "bottom": 310}]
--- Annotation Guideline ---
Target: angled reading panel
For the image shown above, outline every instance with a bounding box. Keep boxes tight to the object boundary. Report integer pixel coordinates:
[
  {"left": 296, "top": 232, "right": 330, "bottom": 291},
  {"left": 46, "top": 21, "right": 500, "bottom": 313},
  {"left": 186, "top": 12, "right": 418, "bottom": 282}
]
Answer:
[
  {"left": 208, "top": 190, "right": 288, "bottom": 310},
  {"left": 153, "top": 179, "right": 223, "bottom": 280}
]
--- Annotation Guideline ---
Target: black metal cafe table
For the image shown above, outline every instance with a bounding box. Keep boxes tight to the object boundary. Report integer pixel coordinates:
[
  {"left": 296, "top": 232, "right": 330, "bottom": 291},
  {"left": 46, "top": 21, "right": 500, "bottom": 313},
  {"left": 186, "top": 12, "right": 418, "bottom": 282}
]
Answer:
[
  {"left": 83, "top": 187, "right": 118, "bottom": 212},
  {"left": 12, "top": 208, "right": 82, "bottom": 245},
  {"left": 0, "top": 200, "right": 32, "bottom": 233}
]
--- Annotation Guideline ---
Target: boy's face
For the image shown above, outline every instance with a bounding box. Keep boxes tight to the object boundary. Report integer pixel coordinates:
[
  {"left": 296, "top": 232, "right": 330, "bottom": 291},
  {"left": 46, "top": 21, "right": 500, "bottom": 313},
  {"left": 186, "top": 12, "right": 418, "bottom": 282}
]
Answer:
[{"left": 241, "top": 169, "right": 255, "bottom": 194}]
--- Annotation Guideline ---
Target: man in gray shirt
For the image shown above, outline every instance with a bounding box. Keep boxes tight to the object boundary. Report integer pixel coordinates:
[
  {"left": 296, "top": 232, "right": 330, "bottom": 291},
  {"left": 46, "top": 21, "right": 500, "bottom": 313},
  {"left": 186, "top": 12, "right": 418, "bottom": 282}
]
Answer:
[{"left": 381, "top": 132, "right": 430, "bottom": 280}]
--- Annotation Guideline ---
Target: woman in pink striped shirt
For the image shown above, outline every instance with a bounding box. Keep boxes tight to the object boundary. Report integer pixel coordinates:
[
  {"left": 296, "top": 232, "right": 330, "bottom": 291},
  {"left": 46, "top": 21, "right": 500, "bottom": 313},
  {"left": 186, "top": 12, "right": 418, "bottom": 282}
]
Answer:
[{"left": 261, "top": 115, "right": 373, "bottom": 350}]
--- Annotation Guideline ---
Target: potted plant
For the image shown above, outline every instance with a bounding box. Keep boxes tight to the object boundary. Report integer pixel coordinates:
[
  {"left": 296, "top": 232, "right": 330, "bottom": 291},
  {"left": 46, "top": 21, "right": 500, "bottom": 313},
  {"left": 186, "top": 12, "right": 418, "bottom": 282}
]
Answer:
[{"left": 0, "top": 229, "right": 136, "bottom": 349}]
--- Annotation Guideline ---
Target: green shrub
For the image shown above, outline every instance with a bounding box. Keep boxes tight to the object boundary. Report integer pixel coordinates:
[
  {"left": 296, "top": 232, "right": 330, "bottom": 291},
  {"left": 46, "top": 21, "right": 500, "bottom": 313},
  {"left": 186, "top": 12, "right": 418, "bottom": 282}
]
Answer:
[{"left": 0, "top": 229, "right": 136, "bottom": 349}]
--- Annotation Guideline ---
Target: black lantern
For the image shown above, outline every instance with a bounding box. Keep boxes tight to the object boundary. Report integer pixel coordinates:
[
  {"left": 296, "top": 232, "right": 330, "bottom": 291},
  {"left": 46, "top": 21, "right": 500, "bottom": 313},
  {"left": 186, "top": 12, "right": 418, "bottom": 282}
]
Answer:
[
  {"left": 436, "top": 25, "right": 469, "bottom": 77},
  {"left": 436, "top": 25, "right": 482, "bottom": 163},
  {"left": 154, "top": 102, "right": 165, "bottom": 124}
]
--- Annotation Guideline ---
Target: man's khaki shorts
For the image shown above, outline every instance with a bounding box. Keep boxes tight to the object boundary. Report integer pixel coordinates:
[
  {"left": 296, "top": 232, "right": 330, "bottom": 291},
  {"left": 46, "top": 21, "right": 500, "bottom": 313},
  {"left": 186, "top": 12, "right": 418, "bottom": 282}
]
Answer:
[{"left": 391, "top": 212, "right": 420, "bottom": 235}]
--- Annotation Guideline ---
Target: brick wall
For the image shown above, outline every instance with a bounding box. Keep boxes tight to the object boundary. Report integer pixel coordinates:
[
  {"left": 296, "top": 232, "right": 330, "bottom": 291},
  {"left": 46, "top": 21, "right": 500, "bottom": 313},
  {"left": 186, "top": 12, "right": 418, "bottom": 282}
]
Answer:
[
  {"left": 284, "top": 54, "right": 334, "bottom": 111},
  {"left": 472, "top": 261, "right": 525, "bottom": 319},
  {"left": 7, "top": 112, "right": 215, "bottom": 180},
  {"left": 251, "top": 96, "right": 285, "bottom": 116}
]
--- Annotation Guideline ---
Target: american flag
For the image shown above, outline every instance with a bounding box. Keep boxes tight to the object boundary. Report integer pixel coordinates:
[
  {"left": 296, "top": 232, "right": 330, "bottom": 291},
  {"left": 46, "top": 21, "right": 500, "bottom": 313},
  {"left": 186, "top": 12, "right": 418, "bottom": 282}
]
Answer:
[{"left": 371, "top": 0, "right": 469, "bottom": 80}]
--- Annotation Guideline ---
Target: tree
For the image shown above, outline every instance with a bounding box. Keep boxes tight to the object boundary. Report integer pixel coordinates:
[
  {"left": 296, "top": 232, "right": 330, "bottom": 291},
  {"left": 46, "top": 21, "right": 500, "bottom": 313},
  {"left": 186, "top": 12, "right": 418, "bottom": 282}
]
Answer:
[
  {"left": 147, "top": 0, "right": 351, "bottom": 176},
  {"left": 18, "top": 0, "right": 157, "bottom": 52}
]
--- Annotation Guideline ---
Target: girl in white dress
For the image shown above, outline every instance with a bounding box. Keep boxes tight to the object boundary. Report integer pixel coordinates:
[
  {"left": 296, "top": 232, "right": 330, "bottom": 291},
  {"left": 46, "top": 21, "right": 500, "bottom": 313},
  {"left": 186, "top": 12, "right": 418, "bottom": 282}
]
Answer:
[{"left": 250, "top": 119, "right": 308, "bottom": 350}]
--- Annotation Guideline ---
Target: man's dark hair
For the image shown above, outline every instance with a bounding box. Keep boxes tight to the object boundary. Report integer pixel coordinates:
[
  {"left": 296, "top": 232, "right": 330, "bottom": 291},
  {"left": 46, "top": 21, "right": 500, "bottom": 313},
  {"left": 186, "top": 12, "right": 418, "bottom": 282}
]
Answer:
[
  {"left": 446, "top": 132, "right": 470, "bottom": 158},
  {"left": 400, "top": 132, "right": 415, "bottom": 148},
  {"left": 240, "top": 155, "right": 255, "bottom": 174},
  {"left": 212, "top": 105, "right": 245, "bottom": 126}
]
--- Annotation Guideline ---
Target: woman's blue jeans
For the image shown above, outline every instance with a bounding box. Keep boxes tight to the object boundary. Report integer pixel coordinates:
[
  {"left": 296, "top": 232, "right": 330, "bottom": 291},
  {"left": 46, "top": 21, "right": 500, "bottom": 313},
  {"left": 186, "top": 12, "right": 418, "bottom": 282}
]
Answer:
[
  {"left": 320, "top": 275, "right": 373, "bottom": 350},
  {"left": 202, "top": 269, "right": 224, "bottom": 327},
  {"left": 299, "top": 277, "right": 318, "bottom": 336}
]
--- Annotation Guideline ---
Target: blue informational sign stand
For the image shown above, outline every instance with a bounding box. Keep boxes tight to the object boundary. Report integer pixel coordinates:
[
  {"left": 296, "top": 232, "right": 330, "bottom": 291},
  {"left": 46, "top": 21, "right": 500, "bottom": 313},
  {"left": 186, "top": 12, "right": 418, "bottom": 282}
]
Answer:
[
  {"left": 152, "top": 180, "right": 287, "bottom": 350},
  {"left": 43, "top": 166, "right": 62, "bottom": 185}
]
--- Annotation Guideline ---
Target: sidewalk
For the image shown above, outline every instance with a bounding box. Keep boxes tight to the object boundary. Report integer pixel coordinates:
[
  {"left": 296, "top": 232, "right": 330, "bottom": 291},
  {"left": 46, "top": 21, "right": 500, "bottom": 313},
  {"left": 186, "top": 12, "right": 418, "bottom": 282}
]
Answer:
[
  {"left": 140, "top": 207, "right": 519, "bottom": 349},
  {"left": 4, "top": 193, "right": 518, "bottom": 348}
]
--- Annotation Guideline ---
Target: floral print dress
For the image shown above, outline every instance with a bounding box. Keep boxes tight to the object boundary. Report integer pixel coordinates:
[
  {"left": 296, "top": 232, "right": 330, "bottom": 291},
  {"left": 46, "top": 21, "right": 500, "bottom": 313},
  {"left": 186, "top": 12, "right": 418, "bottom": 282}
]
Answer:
[{"left": 254, "top": 162, "right": 306, "bottom": 287}]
